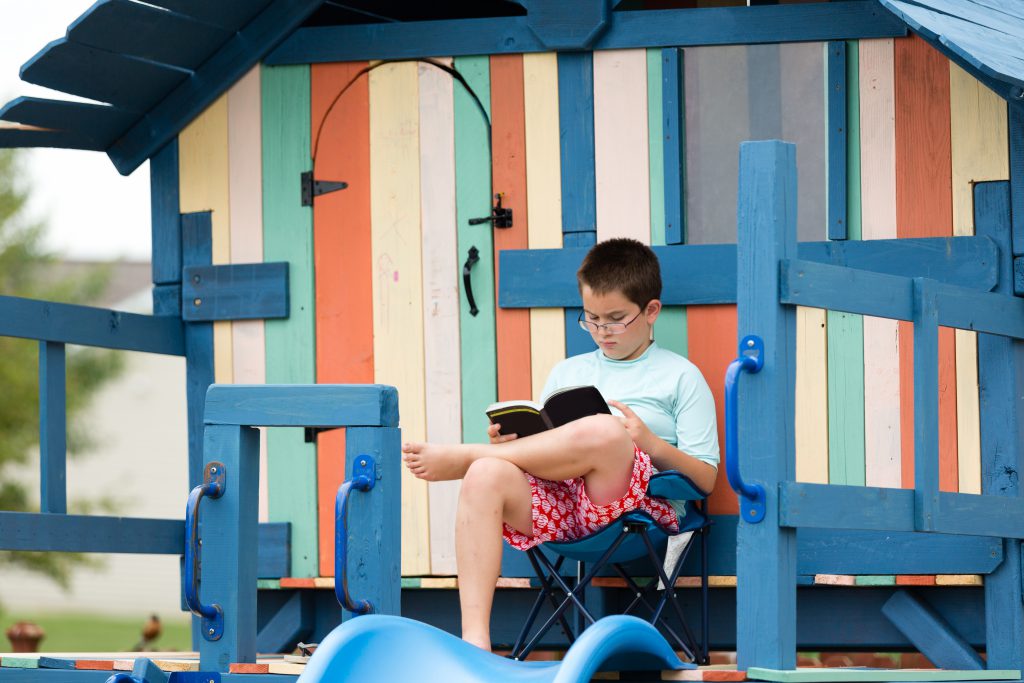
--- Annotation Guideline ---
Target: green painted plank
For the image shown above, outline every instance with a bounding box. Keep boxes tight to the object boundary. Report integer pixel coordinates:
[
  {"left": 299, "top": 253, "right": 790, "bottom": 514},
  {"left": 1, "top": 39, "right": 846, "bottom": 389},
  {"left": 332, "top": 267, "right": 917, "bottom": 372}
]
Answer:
[
  {"left": 401, "top": 577, "right": 422, "bottom": 589},
  {"left": 454, "top": 56, "right": 496, "bottom": 445},
  {"left": 648, "top": 47, "right": 687, "bottom": 357},
  {"left": 826, "top": 41, "right": 866, "bottom": 486},
  {"left": 854, "top": 575, "right": 896, "bottom": 586},
  {"left": 257, "top": 578, "right": 282, "bottom": 590},
  {"left": 746, "top": 668, "right": 1021, "bottom": 683},
  {"left": 0, "top": 659, "right": 39, "bottom": 669},
  {"left": 261, "top": 63, "right": 318, "bottom": 578}
]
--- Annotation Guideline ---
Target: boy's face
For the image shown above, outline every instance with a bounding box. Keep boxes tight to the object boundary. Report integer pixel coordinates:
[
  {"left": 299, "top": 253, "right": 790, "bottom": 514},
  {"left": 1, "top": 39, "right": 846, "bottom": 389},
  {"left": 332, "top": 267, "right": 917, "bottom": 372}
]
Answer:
[{"left": 580, "top": 285, "right": 661, "bottom": 361}]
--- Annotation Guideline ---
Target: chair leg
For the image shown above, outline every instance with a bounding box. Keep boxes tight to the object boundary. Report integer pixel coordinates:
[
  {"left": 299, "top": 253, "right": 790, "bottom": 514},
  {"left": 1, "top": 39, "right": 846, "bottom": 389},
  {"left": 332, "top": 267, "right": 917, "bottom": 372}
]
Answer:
[
  {"left": 611, "top": 563, "right": 694, "bottom": 660},
  {"left": 512, "top": 551, "right": 576, "bottom": 660},
  {"left": 638, "top": 527, "right": 700, "bottom": 661},
  {"left": 701, "top": 525, "right": 710, "bottom": 665}
]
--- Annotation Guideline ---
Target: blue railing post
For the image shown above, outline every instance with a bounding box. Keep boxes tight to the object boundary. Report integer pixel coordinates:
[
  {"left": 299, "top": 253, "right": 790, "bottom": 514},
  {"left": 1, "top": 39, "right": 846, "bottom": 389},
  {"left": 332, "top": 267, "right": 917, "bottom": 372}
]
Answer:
[
  {"left": 735, "top": 140, "right": 798, "bottom": 670},
  {"left": 975, "top": 180, "right": 1024, "bottom": 669},
  {"left": 39, "top": 340, "right": 67, "bottom": 514},
  {"left": 911, "top": 277, "right": 940, "bottom": 532}
]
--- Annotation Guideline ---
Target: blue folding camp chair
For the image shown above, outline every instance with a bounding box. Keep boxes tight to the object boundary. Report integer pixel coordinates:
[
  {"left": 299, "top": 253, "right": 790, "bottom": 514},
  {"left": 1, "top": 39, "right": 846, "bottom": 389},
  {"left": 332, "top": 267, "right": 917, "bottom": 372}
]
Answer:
[{"left": 510, "top": 471, "right": 711, "bottom": 663}]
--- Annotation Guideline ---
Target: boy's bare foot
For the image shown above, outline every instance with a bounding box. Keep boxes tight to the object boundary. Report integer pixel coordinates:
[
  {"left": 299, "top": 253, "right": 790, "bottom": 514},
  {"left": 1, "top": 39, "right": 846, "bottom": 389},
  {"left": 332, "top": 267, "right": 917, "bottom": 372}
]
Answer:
[{"left": 402, "top": 442, "right": 477, "bottom": 481}]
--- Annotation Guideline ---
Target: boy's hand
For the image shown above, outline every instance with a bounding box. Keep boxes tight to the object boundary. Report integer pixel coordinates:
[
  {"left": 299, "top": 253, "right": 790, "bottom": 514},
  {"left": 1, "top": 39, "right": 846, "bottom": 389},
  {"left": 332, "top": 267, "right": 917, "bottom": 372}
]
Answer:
[
  {"left": 487, "top": 422, "right": 518, "bottom": 444},
  {"left": 607, "top": 400, "right": 657, "bottom": 455}
]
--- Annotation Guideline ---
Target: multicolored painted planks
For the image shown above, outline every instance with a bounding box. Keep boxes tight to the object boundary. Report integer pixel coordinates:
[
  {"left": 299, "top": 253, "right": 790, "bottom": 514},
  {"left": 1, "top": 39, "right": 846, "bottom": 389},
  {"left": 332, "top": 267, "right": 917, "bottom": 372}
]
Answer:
[
  {"left": 948, "top": 63, "right": 1008, "bottom": 495},
  {"left": 369, "top": 60, "right": 431, "bottom": 575},
  {"left": 310, "top": 60, "right": 372, "bottom": 576},
  {"left": 893, "top": 34, "right": 958, "bottom": 492},
  {"left": 262, "top": 64, "right": 319, "bottom": 577}
]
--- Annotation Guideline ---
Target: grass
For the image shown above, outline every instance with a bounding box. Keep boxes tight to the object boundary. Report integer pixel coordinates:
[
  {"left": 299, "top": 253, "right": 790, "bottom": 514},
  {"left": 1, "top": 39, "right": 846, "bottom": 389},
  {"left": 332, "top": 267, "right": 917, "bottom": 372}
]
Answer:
[{"left": 1, "top": 612, "right": 192, "bottom": 653}]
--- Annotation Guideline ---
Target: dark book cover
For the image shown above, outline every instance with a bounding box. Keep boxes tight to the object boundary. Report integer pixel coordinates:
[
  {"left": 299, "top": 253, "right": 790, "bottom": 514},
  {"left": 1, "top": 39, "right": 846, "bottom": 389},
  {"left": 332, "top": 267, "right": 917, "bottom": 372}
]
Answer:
[{"left": 485, "top": 385, "right": 611, "bottom": 438}]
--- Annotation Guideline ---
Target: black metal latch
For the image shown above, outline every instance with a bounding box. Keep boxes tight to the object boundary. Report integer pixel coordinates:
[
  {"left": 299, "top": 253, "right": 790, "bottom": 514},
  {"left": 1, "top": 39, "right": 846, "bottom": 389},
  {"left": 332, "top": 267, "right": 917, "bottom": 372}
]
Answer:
[
  {"left": 469, "top": 193, "right": 513, "bottom": 229},
  {"left": 301, "top": 170, "right": 348, "bottom": 207}
]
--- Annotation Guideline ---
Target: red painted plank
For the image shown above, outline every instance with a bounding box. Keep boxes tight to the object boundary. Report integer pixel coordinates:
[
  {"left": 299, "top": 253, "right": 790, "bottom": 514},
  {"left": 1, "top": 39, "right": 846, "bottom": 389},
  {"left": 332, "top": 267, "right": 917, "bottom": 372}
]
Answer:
[
  {"left": 490, "top": 54, "right": 532, "bottom": 401},
  {"left": 311, "top": 62, "right": 374, "bottom": 576},
  {"left": 686, "top": 305, "right": 738, "bottom": 515},
  {"left": 894, "top": 35, "right": 958, "bottom": 492},
  {"left": 280, "top": 577, "right": 317, "bottom": 588}
]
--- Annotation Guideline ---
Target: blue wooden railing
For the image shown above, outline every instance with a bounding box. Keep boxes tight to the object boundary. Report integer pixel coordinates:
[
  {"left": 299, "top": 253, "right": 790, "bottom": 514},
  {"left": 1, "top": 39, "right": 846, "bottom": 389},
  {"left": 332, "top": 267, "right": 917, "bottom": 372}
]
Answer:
[{"left": 732, "top": 140, "right": 1024, "bottom": 671}]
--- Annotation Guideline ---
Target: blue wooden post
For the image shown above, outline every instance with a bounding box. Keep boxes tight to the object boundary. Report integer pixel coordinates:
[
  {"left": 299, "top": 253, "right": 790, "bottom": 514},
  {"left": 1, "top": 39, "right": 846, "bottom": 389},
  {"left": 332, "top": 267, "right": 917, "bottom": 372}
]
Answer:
[
  {"left": 912, "top": 277, "right": 940, "bottom": 532},
  {"left": 38, "top": 340, "right": 66, "bottom": 514},
  {"left": 181, "top": 212, "right": 215, "bottom": 490},
  {"left": 735, "top": 140, "right": 798, "bottom": 670},
  {"left": 1010, "top": 107, "right": 1024, "bottom": 257},
  {"left": 199, "top": 423, "right": 260, "bottom": 672},
  {"left": 975, "top": 180, "right": 1024, "bottom": 669},
  {"left": 662, "top": 47, "right": 685, "bottom": 245},
  {"left": 344, "top": 426, "right": 402, "bottom": 618},
  {"left": 826, "top": 40, "right": 847, "bottom": 241}
]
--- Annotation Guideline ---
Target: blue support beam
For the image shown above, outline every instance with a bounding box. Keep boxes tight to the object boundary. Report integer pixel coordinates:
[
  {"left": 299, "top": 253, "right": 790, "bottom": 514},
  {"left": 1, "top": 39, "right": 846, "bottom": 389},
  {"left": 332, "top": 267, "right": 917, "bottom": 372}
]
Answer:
[
  {"left": 107, "top": 0, "right": 324, "bottom": 175},
  {"left": 182, "top": 263, "right": 289, "bottom": 322},
  {"left": 0, "top": 296, "right": 185, "bottom": 355},
  {"left": 154, "top": 284, "right": 183, "bottom": 317},
  {"left": 0, "top": 97, "right": 135, "bottom": 150},
  {"left": 499, "top": 236, "right": 999, "bottom": 308},
  {"left": 182, "top": 211, "right": 215, "bottom": 491},
  {"left": 975, "top": 181, "right": 1024, "bottom": 668},
  {"left": 151, "top": 139, "right": 181, "bottom": 286},
  {"left": 267, "top": 3, "right": 907, "bottom": 65},
  {"left": 735, "top": 140, "right": 798, "bottom": 670},
  {"left": 255, "top": 591, "right": 312, "bottom": 655},
  {"left": 662, "top": 47, "right": 686, "bottom": 245},
  {"left": 38, "top": 341, "right": 66, "bottom": 514},
  {"left": 912, "top": 279, "right": 941, "bottom": 533},
  {"left": 827, "top": 40, "right": 847, "bottom": 241},
  {"left": 1013, "top": 107, "right": 1024, "bottom": 258},
  {"left": 204, "top": 384, "right": 399, "bottom": 428},
  {"left": 881, "top": 591, "right": 984, "bottom": 670}
]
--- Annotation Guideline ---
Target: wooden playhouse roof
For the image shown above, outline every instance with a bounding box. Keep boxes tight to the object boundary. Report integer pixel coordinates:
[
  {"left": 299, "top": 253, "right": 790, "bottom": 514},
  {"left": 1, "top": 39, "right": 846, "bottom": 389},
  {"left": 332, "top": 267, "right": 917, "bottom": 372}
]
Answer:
[{"left": 0, "top": 0, "right": 1019, "bottom": 177}]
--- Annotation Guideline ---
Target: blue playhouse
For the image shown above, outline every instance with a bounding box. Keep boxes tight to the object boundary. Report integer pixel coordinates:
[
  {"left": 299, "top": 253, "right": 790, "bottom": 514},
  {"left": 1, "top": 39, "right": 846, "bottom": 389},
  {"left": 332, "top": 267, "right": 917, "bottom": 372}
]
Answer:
[{"left": 2, "top": 0, "right": 1024, "bottom": 681}]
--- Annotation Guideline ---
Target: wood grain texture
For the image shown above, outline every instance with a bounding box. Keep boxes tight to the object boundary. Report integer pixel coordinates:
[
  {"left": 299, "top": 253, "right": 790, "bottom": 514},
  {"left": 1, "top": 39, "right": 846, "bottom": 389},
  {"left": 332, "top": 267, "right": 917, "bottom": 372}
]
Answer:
[
  {"left": 686, "top": 305, "right": 737, "bottom": 515},
  {"left": 859, "top": 39, "right": 901, "bottom": 489},
  {"left": 179, "top": 93, "right": 233, "bottom": 384},
  {"left": 420, "top": 57, "right": 462, "bottom": 575},
  {"left": 490, "top": 54, "right": 532, "bottom": 402},
  {"left": 454, "top": 56, "right": 498, "bottom": 443},
  {"left": 523, "top": 52, "right": 566, "bottom": 399},
  {"left": 261, "top": 64, "right": 318, "bottom": 577},
  {"left": 795, "top": 307, "right": 829, "bottom": 484},
  {"left": 226, "top": 65, "right": 269, "bottom": 524},
  {"left": 949, "top": 63, "right": 1008, "bottom": 495},
  {"left": 311, "top": 61, "right": 373, "bottom": 576},
  {"left": 648, "top": 47, "right": 687, "bottom": 356},
  {"left": 594, "top": 49, "right": 650, "bottom": 243},
  {"left": 369, "top": 61, "right": 431, "bottom": 575},
  {"left": 894, "top": 34, "right": 957, "bottom": 492}
]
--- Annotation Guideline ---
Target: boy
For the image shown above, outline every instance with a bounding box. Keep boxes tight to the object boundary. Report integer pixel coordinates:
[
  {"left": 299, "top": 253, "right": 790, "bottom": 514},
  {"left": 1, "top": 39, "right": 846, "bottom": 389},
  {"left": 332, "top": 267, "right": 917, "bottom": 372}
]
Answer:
[{"left": 402, "top": 237, "right": 720, "bottom": 651}]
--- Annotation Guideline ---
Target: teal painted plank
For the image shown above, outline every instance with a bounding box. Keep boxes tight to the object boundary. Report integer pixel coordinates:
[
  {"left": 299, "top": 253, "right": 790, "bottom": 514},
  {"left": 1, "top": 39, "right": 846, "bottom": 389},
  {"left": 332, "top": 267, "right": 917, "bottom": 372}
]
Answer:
[
  {"left": 826, "top": 40, "right": 865, "bottom": 487},
  {"left": 261, "top": 63, "right": 318, "bottom": 578},
  {"left": 454, "top": 56, "right": 496, "bottom": 445},
  {"left": 853, "top": 575, "right": 895, "bottom": 586},
  {"left": 648, "top": 47, "right": 687, "bottom": 357},
  {"left": 747, "top": 667, "right": 1018, "bottom": 682}
]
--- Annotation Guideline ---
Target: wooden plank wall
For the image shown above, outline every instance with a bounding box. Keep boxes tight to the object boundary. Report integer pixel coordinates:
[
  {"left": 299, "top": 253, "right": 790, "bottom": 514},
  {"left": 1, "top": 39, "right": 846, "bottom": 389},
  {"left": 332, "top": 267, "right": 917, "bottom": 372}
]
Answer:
[{"left": 195, "top": 39, "right": 1008, "bottom": 578}]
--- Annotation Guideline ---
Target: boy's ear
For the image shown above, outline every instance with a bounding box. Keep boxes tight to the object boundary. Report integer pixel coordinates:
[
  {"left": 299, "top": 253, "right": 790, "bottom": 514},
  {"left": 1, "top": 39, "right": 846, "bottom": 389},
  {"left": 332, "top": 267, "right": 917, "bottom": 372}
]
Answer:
[{"left": 645, "top": 299, "right": 662, "bottom": 322}]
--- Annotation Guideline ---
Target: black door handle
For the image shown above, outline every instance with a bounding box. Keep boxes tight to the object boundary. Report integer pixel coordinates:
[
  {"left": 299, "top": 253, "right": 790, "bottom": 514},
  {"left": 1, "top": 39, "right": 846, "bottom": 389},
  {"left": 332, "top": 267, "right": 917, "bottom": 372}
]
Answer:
[{"left": 463, "top": 246, "right": 480, "bottom": 317}]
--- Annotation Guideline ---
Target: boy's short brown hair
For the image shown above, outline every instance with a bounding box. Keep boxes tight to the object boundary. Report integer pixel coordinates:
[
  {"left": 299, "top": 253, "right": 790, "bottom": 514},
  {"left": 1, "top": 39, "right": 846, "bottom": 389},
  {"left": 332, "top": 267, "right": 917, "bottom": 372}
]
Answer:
[{"left": 576, "top": 238, "right": 661, "bottom": 308}]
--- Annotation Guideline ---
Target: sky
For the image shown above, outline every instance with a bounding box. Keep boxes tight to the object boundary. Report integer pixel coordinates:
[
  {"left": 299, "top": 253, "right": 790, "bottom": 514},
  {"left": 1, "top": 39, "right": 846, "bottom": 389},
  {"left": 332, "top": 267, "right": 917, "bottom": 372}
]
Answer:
[{"left": 0, "top": 0, "right": 151, "bottom": 262}]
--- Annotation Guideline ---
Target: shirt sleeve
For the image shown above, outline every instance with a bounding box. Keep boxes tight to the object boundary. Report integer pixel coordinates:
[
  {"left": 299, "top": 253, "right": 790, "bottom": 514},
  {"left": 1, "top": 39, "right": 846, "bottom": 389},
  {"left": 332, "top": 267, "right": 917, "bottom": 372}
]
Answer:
[{"left": 673, "top": 367, "right": 721, "bottom": 469}]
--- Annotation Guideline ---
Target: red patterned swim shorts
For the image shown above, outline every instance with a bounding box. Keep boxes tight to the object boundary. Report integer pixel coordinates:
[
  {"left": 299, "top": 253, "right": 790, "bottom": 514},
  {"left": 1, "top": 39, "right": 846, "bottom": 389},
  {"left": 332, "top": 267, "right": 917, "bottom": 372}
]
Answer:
[{"left": 502, "top": 445, "right": 679, "bottom": 551}]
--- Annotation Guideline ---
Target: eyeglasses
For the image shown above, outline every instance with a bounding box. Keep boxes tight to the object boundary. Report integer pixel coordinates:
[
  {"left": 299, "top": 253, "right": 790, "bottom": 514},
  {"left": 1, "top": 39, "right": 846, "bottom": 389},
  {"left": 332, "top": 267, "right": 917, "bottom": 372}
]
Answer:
[{"left": 578, "top": 309, "right": 644, "bottom": 336}]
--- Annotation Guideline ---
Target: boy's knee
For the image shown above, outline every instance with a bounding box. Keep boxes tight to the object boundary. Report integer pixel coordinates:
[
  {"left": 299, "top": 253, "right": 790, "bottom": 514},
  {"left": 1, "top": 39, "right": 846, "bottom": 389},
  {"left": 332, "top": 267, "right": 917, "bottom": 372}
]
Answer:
[
  {"left": 462, "top": 458, "right": 520, "bottom": 494},
  {"left": 570, "top": 414, "right": 631, "bottom": 453}
]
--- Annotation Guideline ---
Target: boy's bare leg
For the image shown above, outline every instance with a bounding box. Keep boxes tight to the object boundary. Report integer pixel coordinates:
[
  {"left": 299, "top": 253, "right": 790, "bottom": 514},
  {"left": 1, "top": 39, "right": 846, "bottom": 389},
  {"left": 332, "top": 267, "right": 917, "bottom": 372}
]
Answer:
[
  {"left": 457, "top": 457, "right": 534, "bottom": 651},
  {"left": 404, "top": 414, "right": 635, "bottom": 505}
]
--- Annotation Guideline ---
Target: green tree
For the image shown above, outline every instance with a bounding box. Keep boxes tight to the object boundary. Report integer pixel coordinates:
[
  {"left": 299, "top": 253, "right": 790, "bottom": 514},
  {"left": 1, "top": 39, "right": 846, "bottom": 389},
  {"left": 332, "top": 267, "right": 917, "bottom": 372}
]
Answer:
[{"left": 0, "top": 148, "right": 124, "bottom": 591}]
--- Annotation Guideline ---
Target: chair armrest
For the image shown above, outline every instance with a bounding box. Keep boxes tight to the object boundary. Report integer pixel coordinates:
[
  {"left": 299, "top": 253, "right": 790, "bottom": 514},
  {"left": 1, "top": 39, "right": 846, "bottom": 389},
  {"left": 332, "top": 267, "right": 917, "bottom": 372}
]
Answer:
[{"left": 648, "top": 471, "right": 708, "bottom": 501}]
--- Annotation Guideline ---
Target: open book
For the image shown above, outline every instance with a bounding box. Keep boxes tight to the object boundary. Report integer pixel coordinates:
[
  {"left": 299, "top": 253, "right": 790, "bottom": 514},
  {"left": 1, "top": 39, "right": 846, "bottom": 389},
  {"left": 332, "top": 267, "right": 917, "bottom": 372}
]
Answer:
[{"left": 485, "top": 385, "right": 612, "bottom": 438}]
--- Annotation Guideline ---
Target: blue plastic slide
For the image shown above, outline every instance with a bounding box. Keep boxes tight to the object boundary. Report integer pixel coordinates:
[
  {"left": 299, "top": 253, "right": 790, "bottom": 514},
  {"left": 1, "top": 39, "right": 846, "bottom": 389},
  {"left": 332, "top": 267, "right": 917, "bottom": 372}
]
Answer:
[{"left": 297, "top": 614, "right": 693, "bottom": 683}]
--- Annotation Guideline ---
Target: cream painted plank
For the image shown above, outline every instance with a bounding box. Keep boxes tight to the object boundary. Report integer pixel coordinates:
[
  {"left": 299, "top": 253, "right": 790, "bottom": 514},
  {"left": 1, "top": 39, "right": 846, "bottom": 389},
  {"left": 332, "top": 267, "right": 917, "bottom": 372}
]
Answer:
[
  {"left": 369, "top": 61, "right": 431, "bottom": 575},
  {"left": 949, "top": 63, "right": 1008, "bottom": 495},
  {"left": 419, "top": 58, "right": 462, "bottom": 575},
  {"left": 795, "top": 307, "right": 829, "bottom": 484},
  {"left": 523, "top": 52, "right": 566, "bottom": 399},
  {"left": 227, "top": 65, "right": 270, "bottom": 523},
  {"left": 179, "top": 94, "right": 233, "bottom": 384},
  {"left": 858, "top": 39, "right": 901, "bottom": 488},
  {"left": 593, "top": 49, "right": 650, "bottom": 243}
]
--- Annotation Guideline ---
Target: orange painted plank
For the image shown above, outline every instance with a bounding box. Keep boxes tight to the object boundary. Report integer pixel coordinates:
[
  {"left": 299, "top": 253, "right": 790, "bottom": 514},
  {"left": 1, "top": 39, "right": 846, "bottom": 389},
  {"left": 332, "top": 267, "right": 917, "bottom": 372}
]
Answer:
[
  {"left": 490, "top": 54, "right": 532, "bottom": 402},
  {"left": 311, "top": 62, "right": 373, "bottom": 576},
  {"left": 280, "top": 577, "right": 317, "bottom": 588},
  {"left": 75, "top": 661, "right": 114, "bottom": 671},
  {"left": 896, "top": 575, "right": 937, "bottom": 585},
  {"left": 686, "top": 305, "right": 738, "bottom": 515},
  {"left": 893, "top": 35, "right": 958, "bottom": 492},
  {"left": 230, "top": 663, "right": 270, "bottom": 674}
]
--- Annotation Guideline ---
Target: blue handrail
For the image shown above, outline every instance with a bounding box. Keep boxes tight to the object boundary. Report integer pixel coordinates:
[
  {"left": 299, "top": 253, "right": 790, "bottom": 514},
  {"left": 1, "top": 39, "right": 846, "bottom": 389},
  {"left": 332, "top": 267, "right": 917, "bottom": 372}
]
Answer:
[
  {"left": 724, "top": 335, "right": 767, "bottom": 523},
  {"left": 335, "top": 454, "right": 377, "bottom": 615},
  {"left": 184, "top": 461, "right": 226, "bottom": 640}
]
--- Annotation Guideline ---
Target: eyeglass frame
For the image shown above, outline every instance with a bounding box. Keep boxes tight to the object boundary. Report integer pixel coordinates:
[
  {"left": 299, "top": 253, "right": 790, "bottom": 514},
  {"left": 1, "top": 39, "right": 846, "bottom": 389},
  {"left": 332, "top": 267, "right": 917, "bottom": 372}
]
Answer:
[{"left": 577, "top": 307, "right": 647, "bottom": 336}]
